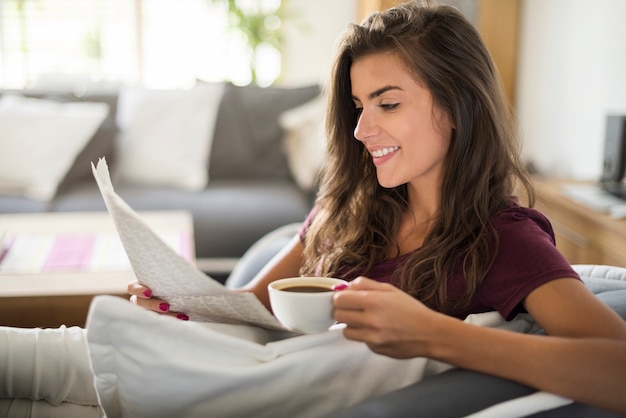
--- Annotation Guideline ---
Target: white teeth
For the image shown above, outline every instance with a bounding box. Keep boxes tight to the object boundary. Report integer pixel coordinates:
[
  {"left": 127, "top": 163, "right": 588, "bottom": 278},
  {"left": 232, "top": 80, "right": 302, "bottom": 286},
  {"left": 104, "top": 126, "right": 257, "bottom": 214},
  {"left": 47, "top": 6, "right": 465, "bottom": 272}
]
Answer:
[{"left": 371, "top": 146, "right": 399, "bottom": 158}]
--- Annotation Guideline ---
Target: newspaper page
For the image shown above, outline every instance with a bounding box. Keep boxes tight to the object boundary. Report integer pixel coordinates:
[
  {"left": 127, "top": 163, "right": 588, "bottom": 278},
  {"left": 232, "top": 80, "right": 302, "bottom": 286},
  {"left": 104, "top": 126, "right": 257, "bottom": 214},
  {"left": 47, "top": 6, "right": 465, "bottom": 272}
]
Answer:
[{"left": 91, "top": 158, "right": 286, "bottom": 330}]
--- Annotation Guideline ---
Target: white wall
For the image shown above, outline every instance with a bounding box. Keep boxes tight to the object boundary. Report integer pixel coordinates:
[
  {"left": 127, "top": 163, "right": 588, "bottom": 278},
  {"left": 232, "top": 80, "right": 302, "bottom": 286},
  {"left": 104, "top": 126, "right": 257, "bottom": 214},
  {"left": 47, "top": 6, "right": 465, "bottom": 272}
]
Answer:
[
  {"left": 280, "top": 0, "right": 358, "bottom": 87},
  {"left": 516, "top": 0, "right": 626, "bottom": 180}
]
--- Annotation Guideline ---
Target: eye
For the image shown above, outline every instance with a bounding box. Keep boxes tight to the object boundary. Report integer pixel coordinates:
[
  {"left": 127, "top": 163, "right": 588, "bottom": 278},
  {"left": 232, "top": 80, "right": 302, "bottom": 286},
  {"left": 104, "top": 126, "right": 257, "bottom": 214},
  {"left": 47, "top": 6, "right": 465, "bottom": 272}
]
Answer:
[
  {"left": 354, "top": 106, "right": 363, "bottom": 116},
  {"left": 381, "top": 103, "right": 399, "bottom": 111}
]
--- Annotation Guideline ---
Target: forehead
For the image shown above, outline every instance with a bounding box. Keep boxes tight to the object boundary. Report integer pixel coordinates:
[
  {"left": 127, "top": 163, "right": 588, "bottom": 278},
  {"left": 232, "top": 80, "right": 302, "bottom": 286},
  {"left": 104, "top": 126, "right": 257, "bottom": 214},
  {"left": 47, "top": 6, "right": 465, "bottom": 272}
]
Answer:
[{"left": 350, "top": 52, "right": 420, "bottom": 96}]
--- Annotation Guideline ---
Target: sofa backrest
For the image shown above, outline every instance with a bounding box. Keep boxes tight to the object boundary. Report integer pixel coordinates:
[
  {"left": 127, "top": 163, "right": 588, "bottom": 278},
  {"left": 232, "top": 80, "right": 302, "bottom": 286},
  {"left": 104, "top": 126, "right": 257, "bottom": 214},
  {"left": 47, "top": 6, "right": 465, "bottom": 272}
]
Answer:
[{"left": 0, "top": 82, "right": 321, "bottom": 193}]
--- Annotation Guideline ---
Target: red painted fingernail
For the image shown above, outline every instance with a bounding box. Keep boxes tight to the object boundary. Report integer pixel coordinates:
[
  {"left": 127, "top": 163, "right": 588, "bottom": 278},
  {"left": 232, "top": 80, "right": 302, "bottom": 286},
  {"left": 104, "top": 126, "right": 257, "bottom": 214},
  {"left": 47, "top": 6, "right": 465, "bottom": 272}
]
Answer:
[
  {"left": 159, "top": 303, "right": 170, "bottom": 312},
  {"left": 332, "top": 283, "right": 348, "bottom": 291},
  {"left": 143, "top": 289, "right": 152, "bottom": 298},
  {"left": 177, "top": 314, "right": 189, "bottom": 321}
]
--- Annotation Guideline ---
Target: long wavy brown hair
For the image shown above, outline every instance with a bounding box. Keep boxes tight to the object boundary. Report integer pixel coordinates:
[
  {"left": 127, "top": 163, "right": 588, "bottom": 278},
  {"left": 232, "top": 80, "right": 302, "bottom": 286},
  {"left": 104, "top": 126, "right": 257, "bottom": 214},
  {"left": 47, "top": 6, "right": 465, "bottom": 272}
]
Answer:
[{"left": 300, "top": 0, "right": 534, "bottom": 311}]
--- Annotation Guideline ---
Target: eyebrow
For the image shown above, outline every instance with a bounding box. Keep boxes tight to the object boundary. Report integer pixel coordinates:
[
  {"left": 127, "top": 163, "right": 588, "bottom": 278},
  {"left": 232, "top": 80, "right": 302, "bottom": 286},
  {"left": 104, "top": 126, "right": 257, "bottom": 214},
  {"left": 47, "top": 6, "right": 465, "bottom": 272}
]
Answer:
[{"left": 352, "top": 85, "right": 403, "bottom": 101}]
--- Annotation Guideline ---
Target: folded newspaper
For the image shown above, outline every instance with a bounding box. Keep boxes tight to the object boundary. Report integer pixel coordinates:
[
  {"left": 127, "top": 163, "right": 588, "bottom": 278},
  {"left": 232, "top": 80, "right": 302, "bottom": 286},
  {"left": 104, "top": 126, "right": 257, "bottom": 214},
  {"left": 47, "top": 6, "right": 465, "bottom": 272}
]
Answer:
[{"left": 91, "top": 158, "right": 286, "bottom": 330}]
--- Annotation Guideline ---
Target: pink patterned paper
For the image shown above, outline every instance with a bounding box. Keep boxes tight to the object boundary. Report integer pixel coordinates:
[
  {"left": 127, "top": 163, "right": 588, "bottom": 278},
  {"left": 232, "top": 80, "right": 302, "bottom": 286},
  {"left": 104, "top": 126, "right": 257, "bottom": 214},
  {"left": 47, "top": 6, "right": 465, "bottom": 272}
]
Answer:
[{"left": 42, "top": 234, "right": 97, "bottom": 272}]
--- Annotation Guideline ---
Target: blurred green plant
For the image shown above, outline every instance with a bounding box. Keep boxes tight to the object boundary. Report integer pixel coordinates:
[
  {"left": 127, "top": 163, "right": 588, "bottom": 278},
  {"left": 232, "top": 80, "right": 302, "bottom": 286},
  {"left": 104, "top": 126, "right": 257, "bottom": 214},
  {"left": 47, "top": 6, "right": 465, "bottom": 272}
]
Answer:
[{"left": 207, "top": 0, "right": 287, "bottom": 85}]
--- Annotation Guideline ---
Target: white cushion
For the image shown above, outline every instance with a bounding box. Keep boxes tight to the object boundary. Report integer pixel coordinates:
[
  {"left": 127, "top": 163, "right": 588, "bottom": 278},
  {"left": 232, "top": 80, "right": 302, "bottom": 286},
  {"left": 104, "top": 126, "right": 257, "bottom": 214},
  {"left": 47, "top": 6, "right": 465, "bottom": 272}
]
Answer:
[
  {"left": 280, "top": 96, "right": 326, "bottom": 191},
  {"left": 85, "top": 294, "right": 538, "bottom": 418},
  {"left": 0, "top": 94, "right": 108, "bottom": 201},
  {"left": 115, "top": 83, "right": 225, "bottom": 191},
  {"left": 86, "top": 295, "right": 428, "bottom": 418}
]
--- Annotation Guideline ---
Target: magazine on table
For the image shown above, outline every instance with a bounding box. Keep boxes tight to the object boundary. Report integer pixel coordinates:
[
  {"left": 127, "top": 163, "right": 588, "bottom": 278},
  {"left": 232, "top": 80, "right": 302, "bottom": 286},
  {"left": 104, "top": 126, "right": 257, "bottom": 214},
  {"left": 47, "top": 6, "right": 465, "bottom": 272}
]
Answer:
[{"left": 91, "top": 158, "right": 286, "bottom": 330}]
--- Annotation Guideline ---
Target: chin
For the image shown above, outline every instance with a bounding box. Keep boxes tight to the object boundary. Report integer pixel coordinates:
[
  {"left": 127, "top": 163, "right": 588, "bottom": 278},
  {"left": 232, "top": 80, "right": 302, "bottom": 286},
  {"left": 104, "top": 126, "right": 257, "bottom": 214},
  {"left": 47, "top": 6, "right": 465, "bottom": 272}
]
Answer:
[{"left": 376, "top": 176, "right": 402, "bottom": 189}]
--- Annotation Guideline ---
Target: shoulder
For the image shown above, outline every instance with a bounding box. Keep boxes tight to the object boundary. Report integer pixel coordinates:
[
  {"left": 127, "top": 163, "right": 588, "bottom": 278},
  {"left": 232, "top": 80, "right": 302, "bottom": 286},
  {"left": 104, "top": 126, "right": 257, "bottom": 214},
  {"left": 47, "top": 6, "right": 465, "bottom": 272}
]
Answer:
[
  {"left": 491, "top": 205, "right": 553, "bottom": 230},
  {"left": 490, "top": 205, "right": 556, "bottom": 245},
  {"left": 489, "top": 204, "right": 562, "bottom": 267}
]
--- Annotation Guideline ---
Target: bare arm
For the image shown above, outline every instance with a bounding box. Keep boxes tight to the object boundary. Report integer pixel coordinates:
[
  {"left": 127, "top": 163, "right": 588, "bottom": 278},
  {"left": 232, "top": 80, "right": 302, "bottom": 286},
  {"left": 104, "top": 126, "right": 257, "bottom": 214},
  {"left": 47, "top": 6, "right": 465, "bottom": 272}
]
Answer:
[
  {"left": 334, "top": 277, "right": 626, "bottom": 415},
  {"left": 238, "top": 234, "right": 304, "bottom": 311}
]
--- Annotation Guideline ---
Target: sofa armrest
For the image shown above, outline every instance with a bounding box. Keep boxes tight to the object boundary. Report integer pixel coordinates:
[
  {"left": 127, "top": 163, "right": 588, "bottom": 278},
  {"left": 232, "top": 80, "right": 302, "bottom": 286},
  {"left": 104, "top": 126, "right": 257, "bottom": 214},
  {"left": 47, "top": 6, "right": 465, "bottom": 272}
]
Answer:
[
  {"left": 323, "top": 366, "right": 623, "bottom": 418},
  {"left": 323, "top": 367, "right": 534, "bottom": 418}
]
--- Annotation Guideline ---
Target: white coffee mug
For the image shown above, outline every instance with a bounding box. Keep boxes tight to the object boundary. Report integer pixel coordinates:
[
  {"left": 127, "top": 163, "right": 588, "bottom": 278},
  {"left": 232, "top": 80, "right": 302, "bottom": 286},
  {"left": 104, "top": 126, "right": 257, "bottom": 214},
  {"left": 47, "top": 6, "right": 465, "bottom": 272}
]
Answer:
[{"left": 268, "top": 277, "right": 348, "bottom": 334}]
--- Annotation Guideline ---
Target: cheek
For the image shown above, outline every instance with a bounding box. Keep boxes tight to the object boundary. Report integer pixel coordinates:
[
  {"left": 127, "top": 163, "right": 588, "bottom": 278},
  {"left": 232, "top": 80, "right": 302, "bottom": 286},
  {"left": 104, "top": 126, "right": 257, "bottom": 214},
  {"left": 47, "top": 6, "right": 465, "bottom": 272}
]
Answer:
[
  {"left": 403, "top": 127, "right": 452, "bottom": 171},
  {"left": 422, "top": 115, "right": 453, "bottom": 155},
  {"left": 401, "top": 122, "right": 449, "bottom": 153}
]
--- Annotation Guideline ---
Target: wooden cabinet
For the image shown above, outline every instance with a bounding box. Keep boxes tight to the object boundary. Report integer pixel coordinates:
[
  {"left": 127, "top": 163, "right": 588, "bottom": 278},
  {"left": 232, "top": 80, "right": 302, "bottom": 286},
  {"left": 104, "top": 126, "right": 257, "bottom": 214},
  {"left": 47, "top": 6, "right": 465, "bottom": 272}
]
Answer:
[
  {"left": 533, "top": 178, "right": 626, "bottom": 268},
  {"left": 357, "top": 0, "right": 404, "bottom": 20},
  {"left": 475, "top": 0, "right": 520, "bottom": 106}
]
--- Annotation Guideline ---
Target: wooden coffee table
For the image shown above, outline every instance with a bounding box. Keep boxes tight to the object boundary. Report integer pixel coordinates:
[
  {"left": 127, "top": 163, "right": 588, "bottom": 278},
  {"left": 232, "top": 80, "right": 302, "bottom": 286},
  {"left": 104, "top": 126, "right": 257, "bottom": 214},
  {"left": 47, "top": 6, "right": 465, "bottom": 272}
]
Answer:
[{"left": 0, "top": 211, "right": 194, "bottom": 328}]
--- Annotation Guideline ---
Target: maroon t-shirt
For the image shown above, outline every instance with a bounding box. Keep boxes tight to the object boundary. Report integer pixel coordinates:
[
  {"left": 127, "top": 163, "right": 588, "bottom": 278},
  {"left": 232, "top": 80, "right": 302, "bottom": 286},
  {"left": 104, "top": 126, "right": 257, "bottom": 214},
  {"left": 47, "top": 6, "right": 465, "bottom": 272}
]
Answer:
[{"left": 299, "top": 205, "right": 580, "bottom": 320}]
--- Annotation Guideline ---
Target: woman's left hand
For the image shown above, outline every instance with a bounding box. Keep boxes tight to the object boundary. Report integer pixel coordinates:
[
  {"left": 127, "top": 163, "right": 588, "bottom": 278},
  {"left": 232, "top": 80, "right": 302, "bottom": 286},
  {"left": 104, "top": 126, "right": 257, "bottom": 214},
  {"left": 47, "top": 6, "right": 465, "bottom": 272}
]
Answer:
[{"left": 333, "top": 276, "right": 446, "bottom": 359}]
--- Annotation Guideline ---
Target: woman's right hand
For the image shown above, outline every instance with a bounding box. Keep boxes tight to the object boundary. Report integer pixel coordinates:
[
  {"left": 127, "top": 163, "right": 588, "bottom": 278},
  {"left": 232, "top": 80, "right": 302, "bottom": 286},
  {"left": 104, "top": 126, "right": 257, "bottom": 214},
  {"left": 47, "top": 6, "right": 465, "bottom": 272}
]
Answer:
[{"left": 127, "top": 280, "right": 189, "bottom": 320}]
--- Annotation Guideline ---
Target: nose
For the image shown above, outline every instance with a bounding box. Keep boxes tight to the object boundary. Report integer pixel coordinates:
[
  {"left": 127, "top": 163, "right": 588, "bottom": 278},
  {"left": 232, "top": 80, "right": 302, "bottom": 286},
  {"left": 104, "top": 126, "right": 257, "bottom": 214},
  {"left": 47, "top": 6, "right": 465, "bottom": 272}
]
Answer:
[{"left": 353, "top": 108, "right": 376, "bottom": 142}]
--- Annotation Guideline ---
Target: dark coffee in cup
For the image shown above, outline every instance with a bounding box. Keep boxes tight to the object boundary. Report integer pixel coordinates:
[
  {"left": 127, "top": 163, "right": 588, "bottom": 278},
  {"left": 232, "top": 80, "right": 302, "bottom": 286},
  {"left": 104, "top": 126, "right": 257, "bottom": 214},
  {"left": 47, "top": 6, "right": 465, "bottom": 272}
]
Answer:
[{"left": 282, "top": 285, "right": 332, "bottom": 293}]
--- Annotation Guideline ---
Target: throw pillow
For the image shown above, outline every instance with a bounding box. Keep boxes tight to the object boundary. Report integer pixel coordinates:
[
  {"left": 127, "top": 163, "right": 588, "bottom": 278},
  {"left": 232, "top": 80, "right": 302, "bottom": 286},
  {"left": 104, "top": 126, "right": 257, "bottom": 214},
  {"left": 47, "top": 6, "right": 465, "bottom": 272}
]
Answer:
[
  {"left": 56, "top": 93, "right": 120, "bottom": 192},
  {"left": 0, "top": 94, "right": 109, "bottom": 201},
  {"left": 280, "top": 96, "right": 326, "bottom": 191},
  {"left": 208, "top": 83, "right": 321, "bottom": 181},
  {"left": 115, "top": 83, "right": 225, "bottom": 191}
]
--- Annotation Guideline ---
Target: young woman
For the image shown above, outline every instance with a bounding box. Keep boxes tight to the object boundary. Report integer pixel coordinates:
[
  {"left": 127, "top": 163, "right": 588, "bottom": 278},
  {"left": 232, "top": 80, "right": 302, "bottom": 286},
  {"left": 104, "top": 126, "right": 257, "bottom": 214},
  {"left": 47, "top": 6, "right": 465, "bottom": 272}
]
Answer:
[
  {"left": 132, "top": 1, "right": 626, "bottom": 414},
  {"left": 2, "top": 1, "right": 624, "bottom": 416}
]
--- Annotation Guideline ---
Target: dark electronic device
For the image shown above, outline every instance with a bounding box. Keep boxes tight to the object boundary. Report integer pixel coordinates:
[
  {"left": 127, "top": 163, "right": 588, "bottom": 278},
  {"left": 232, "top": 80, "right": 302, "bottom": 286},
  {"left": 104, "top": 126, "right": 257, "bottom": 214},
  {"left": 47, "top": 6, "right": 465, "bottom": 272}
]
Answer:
[{"left": 599, "top": 115, "right": 626, "bottom": 200}]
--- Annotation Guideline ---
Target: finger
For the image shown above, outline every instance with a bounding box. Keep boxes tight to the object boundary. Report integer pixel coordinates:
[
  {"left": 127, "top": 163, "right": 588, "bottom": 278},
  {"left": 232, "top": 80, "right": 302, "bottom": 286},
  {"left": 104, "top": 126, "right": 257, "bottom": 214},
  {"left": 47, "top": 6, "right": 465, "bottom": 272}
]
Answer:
[
  {"left": 129, "top": 295, "right": 190, "bottom": 320},
  {"left": 333, "top": 289, "right": 368, "bottom": 310},
  {"left": 334, "top": 307, "right": 371, "bottom": 328},
  {"left": 333, "top": 284, "right": 389, "bottom": 310},
  {"left": 342, "top": 325, "right": 374, "bottom": 343},
  {"left": 130, "top": 294, "right": 169, "bottom": 312},
  {"left": 348, "top": 276, "right": 395, "bottom": 291},
  {"left": 127, "top": 281, "right": 153, "bottom": 298},
  {"left": 340, "top": 318, "right": 390, "bottom": 347}
]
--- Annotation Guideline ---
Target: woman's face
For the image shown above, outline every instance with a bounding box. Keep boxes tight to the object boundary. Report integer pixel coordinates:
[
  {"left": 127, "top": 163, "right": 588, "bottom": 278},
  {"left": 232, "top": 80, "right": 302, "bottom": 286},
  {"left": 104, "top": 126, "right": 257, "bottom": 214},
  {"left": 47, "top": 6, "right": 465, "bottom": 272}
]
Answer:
[{"left": 351, "top": 52, "right": 453, "bottom": 190}]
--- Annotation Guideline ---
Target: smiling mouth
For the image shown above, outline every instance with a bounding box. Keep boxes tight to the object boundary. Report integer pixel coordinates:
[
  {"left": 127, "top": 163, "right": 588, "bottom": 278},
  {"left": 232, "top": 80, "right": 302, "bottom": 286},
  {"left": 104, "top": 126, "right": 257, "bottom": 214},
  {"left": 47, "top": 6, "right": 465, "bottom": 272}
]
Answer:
[{"left": 371, "top": 146, "right": 399, "bottom": 158}]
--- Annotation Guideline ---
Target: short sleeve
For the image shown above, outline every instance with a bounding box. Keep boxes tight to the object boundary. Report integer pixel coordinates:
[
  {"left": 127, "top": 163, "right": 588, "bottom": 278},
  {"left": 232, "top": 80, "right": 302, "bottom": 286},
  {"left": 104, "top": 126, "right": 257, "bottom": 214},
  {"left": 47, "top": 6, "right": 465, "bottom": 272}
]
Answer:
[{"left": 478, "top": 207, "right": 580, "bottom": 319}]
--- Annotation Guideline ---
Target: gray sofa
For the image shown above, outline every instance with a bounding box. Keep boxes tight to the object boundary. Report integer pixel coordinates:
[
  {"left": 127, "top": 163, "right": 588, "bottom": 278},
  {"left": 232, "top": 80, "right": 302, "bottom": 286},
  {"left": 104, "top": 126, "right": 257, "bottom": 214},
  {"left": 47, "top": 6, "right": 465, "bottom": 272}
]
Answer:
[{"left": 0, "top": 83, "right": 321, "bottom": 275}]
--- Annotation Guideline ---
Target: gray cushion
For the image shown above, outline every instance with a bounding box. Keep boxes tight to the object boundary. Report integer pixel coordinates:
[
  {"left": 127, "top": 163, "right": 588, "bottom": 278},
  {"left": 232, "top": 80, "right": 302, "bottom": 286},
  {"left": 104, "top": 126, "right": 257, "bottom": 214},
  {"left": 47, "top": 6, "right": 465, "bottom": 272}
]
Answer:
[
  {"left": 0, "top": 194, "right": 51, "bottom": 213},
  {"left": 209, "top": 83, "right": 321, "bottom": 180},
  {"left": 225, "top": 222, "right": 302, "bottom": 289},
  {"left": 595, "top": 289, "right": 626, "bottom": 320}
]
